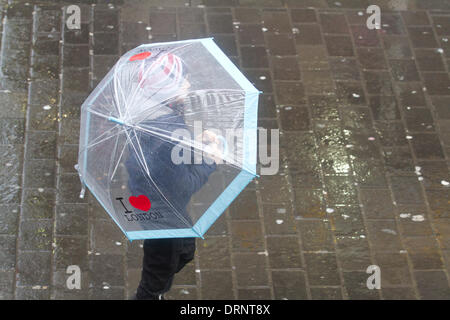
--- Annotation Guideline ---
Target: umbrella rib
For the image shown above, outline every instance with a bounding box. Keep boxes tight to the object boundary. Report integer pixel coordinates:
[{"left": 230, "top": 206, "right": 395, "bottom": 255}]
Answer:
[
  {"left": 124, "top": 128, "right": 193, "bottom": 228},
  {"left": 78, "top": 127, "right": 126, "bottom": 156},
  {"left": 85, "top": 107, "right": 113, "bottom": 120},
  {"left": 132, "top": 124, "right": 244, "bottom": 170},
  {"left": 98, "top": 89, "right": 121, "bottom": 118},
  {"left": 113, "top": 64, "right": 124, "bottom": 119},
  {"left": 106, "top": 127, "right": 122, "bottom": 205},
  {"left": 131, "top": 124, "right": 218, "bottom": 166},
  {"left": 130, "top": 89, "right": 246, "bottom": 126},
  {"left": 122, "top": 128, "right": 150, "bottom": 177},
  {"left": 110, "top": 134, "right": 128, "bottom": 182},
  {"left": 126, "top": 43, "right": 194, "bottom": 112},
  {"left": 127, "top": 50, "right": 164, "bottom": 109},
  {"left": 131, "top": 128, "right": 151, "bottom": 176}
]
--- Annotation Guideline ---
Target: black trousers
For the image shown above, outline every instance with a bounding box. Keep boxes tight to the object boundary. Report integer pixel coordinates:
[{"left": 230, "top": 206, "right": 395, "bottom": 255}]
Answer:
[{"left": 136, "top": 237, "right": 196, "bottom": 299}]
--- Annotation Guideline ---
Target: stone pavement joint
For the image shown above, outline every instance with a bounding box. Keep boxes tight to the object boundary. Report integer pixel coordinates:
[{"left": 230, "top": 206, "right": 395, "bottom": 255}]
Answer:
[{"left": 0, "top": 0, "right": 449, "bottom": 300}]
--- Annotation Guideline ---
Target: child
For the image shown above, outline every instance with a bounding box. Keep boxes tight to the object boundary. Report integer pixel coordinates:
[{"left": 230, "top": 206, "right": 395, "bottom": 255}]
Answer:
[{"left": 125, "top": 52, "right": 223, "bottom": 300}]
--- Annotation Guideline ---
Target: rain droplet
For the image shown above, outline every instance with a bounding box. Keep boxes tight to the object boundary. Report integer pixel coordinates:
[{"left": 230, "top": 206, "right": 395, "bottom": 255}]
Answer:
[
  {"left": 259, "top": 75, "right": 267, "bottom": 80},
  {"left": 381, "top": 228, "right": 397, "bottom": 235},
  {"left": 415, "top": 166, "right": 422, "bottom": 175},
  {"left": 412, "top": 215, "right": 424, "bottom": 222}
]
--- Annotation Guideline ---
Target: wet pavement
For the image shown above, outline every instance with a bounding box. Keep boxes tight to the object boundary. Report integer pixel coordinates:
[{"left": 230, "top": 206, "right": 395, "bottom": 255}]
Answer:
[{"left": 0, "top": 0, "right": 450, "bottom": 300}]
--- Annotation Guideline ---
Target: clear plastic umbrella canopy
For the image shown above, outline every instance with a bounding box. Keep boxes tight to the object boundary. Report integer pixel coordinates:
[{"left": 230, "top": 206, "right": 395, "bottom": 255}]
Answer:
[{"left": 77, "top": 38, "right": 259, "bottom": 240}]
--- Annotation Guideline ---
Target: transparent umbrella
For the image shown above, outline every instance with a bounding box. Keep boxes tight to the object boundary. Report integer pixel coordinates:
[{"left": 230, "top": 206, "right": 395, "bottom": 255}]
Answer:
[{"left": 76, "top": 38, "right": 259, "bottom": 240}]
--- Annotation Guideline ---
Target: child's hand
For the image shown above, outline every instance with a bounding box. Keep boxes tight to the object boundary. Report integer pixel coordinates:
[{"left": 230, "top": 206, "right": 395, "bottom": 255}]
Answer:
[{"left": 198, "top": 130, "right": 224, "bottom": 164}]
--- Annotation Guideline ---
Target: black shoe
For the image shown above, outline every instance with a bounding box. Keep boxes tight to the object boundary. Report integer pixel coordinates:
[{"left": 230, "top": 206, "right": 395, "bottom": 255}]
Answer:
[
  {"left": 129, "top": 294, "right": 138, "bottom": 300},
  {"left": 130, "top": 292, "right": 164, "bottom": 300}
]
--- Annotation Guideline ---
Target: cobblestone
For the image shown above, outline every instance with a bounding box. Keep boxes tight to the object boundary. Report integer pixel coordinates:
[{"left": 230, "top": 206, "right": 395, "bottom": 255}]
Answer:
[{"left": 0, "top": 0, "right": 449, "bottom": 300}]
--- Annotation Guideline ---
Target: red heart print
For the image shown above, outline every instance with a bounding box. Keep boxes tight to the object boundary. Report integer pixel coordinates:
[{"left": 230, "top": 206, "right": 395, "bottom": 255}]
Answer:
[{"left": 128, "top": 195, "right": 152, "bottom": 211}]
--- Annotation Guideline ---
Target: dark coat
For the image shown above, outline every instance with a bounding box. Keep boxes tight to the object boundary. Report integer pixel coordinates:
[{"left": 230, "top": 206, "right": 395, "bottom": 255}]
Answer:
[{"left": 125, "top": 111, "right": 216, "bottom": 227}]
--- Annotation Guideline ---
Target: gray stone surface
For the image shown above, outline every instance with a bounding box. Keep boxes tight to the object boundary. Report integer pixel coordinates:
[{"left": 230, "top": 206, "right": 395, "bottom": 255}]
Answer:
[{"left": 0, "top": 0, "right": 449, "bottom": 300}]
